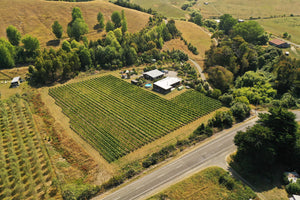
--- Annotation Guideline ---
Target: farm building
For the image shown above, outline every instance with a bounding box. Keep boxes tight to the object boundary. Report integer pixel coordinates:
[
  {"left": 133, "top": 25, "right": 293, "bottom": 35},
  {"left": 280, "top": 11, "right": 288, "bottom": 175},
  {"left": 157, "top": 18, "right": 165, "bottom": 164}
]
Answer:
[
  {"left": 153, "top": 77, "right": 181, "bottom": 94},
  {"left": 143, "top": 69, "right": 164, "bottom": 80},
  {"left": 131, "top": 79, "right": 138, "bottom": 85},
  {"left": 10, "top": 77, "right": 21, "bottom": 87},
  {"left": 269, "top": 39, "right": 290, "bottom": 48}
]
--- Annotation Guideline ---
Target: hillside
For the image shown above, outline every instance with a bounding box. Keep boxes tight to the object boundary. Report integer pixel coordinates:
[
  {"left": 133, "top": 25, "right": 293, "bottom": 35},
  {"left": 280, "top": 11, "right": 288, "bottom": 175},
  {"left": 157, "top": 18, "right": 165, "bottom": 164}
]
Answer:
[{"left": 0, "top": 0, "right": 150, "bottom": 48}]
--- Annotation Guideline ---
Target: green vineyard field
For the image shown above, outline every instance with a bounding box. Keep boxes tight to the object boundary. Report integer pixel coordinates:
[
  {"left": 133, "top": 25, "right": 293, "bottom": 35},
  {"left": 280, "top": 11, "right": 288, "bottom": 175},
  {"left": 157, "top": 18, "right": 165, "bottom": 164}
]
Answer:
[
  {"left": 49, "top": 75, "right": 222, "bottom": 162},
  {"left": 0, "top": 96, "right": 59, "bottom": 200},
  {"left": 170, "top": 90, "right": 222, "bottom": 114}
]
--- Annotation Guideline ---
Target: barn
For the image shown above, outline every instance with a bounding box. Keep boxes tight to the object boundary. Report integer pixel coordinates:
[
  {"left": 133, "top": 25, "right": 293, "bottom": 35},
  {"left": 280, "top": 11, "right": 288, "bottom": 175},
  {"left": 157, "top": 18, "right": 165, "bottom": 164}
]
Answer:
[
  {"left": 269, "top": 39, "right": 290, "bottom": 48},
  {"left": 10, "top": 77, "right": 21, "bottom": 88},
  {"left": 153, "top": 77, "right": 181, "bottom": 94},
  {"left": 143, "top": 69, "right": 164, "bottom": 80}
]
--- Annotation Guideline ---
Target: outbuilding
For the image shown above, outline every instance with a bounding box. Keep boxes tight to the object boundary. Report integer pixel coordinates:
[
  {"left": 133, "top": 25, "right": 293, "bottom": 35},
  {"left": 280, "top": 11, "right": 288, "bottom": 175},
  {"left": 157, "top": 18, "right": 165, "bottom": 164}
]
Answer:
[
  {"left": 10, "top": 77, "right": 21, "bottom": 88},
  {"left": 153, "top": 77, "right": 181, "bottom": 94},
  {"left": 269, "top": 39, "right": 290, "bottom": 48},
  {"left": 143, "top": 69, "right": 164, "bottom": 80}
]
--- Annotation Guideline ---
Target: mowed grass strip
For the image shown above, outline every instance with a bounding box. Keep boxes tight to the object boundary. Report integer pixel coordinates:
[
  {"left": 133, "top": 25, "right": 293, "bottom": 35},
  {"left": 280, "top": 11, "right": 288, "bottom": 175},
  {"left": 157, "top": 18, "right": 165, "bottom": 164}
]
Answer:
[
  {"left": 49, "top": 75, "right": 222, "bottom": 162},
  {"left": 148, "top": 167, "right": 257, "bottom": 200}
]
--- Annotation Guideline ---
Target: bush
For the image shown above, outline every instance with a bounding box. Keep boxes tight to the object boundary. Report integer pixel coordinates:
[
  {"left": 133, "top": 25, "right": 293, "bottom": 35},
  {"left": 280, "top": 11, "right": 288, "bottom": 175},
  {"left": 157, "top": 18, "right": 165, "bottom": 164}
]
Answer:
[
  {"left": 102, "top": 175, "right": 125, "bottom": 190},
  {"left": 219, "top": 173, "right": 235, "bottom": 190},
  {"left": 286, "top": 182, "right": 300, "bottom": 195}
]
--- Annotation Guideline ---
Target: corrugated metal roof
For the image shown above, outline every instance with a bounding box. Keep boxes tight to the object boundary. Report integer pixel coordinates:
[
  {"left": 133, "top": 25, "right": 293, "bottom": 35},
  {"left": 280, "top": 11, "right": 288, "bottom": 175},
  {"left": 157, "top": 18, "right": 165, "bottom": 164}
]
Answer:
[
  {"left": 154, "top": 77, "right": 181, "bottom": 90},
  {"left": 143, "top": 69, "right": 164, "bottom": 79}
]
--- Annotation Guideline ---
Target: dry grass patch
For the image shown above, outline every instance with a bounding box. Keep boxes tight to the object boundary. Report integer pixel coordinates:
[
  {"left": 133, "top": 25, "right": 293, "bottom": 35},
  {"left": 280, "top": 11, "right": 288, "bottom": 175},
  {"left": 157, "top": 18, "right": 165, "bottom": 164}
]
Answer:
[
  {"left": 175, "top": 20, "right": 212, "bottom": 59},
  {"left": 148, "top": 166, "right": 257, "bottom": 200},
  {"left": 0, "top": 0, "right": 150, "bottom": 48},
  {"left": 196, "top": 0, "right": 300, "bottom": 19}
]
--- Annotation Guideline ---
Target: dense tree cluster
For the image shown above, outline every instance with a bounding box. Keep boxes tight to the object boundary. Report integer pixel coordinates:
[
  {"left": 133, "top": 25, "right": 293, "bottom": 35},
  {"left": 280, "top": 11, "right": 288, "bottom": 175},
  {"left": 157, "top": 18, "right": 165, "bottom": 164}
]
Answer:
[
  {"left": 28, "top": 13, "right": 181, "bottom": 85},
  {"left": 233, "top": 107, "right": 299, "bottom": 173},
  {"left": 67, "top": 7, "right": 89, "bottom": 41}
]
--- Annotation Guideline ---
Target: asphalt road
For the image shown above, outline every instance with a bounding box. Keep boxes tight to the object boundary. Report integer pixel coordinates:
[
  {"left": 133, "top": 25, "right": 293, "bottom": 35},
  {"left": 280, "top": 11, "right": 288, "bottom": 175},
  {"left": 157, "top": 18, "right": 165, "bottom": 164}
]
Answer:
[
  {"left": 95, "top": 111, "right": 300, "bottom": 200},
  {"left": 95, "top": 117, "right": 258, "bottom": 200}
]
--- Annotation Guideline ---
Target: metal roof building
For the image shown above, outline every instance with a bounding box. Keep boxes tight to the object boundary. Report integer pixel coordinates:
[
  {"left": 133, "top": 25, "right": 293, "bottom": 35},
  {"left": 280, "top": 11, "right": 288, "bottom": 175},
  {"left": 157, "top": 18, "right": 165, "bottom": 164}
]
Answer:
[
  {"left": 143, "top": 69, "right": 164, "bottom": 80},
  {"left": 153, "top": 77, "right": 181, "bottom": 94}
]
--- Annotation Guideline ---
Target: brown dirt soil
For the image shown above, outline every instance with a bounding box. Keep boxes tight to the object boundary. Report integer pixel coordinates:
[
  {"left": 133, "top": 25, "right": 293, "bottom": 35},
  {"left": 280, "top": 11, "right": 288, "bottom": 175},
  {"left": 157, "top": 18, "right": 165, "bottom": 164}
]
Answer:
[{"left": 0, "top": 0, "right": 150, "bottom": 48}]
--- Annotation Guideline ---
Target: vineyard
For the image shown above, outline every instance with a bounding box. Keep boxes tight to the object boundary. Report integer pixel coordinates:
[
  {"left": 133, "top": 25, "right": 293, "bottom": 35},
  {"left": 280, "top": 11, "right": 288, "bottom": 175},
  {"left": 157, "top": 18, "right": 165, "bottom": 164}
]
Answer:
[
  {"left": 49, "top": 75, "right": 222, "bottom": 162},
  {"left": 170, "top": 90, "right": 222, "bottom": 114},
  {"left": 0, "top": 95, "right": 59, "bottom": 200}
]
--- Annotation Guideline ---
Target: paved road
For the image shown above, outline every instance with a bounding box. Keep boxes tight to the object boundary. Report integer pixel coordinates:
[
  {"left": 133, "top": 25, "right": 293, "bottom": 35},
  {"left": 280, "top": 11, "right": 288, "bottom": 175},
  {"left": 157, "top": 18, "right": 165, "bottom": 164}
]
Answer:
[
  {"left": 189, "top": 59, "right": 207, "bottom": 81},
  {"left": 95, "top": 111, "right": 300, "bottom": 200},
  {"left": 95, "top": 117, "right": 258, "bottom": 200}
]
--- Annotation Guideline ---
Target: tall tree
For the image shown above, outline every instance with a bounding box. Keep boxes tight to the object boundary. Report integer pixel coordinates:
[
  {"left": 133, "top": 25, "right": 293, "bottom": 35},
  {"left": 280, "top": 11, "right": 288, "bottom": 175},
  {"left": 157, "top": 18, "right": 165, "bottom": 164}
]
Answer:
[
  {"left": 219, "top": 14, "right": 237, "bottom": 35},
  {"left": 6, "top": 25, "right": 22, "bottom": 46},
  {"left": 22, "top": 35, "right": 40, "bottom": 53},
  {"left": 67, "top": 7, "right": 88, "bottom": 41},
  {"left": 232, "top": 21, "right": 265, "bottom": 44},
  {"left": 97, "top": 11, "right": 105, "bottom": 29},
  {"left": 52, "top": 21, "right": 63, "bottom": 39},
  {"left": 0, "top": 38, "right": 15, "bottom": 68},
  {"left": 106, "top": 21, "right": 114, "bottom": 32},
  {"left": 111, "top": 11, "right": 122, "bottom": 28}
]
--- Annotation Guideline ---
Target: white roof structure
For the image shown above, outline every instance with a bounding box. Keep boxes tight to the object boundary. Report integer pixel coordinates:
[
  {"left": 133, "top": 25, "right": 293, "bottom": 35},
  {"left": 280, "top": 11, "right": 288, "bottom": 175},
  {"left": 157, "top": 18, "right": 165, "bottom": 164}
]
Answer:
[
  {"left": 154, "top": 77, "right": 181, "bottom": 90},
  {"left": 143, "top": 69, "right": 164, "bottom": 79},
  {"left": 290, "top": 195, "right": 300, "bottom": 200},
  {"left": 11, "top": 77, "right": 20, "bottom": 83}
]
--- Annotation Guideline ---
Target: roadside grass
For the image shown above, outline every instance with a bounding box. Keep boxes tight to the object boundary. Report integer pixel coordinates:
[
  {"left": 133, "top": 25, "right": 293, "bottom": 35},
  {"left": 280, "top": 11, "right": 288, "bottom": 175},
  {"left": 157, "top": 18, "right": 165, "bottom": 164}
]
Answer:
[
  {"left": 0, "top": 0, "right": 150, "bottom": 48},
  {"left": 148, "top": 166, "right": 257, "bottom": 200},
  {"left": 195, "top": 0, "right": 300, "bottom": 19},
  {"left": 131, "top": 0, "right": 186, "bottom": 18},
  {"left": 256, "top": 17, "right": 300, "bottom": 44}
]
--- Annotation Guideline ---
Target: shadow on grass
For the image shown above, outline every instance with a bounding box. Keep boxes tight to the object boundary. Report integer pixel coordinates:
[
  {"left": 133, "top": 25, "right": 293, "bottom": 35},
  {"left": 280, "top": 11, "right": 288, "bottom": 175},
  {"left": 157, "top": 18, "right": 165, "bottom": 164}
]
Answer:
[
  {"left": 226, "top": 162, "right": 288, "bottom": 199},
  {"left": 93, "top": 24, "right": 104, "bottom": 32},
  {"left": 46, "top": 39, "right": 60, "bottom": 47}
]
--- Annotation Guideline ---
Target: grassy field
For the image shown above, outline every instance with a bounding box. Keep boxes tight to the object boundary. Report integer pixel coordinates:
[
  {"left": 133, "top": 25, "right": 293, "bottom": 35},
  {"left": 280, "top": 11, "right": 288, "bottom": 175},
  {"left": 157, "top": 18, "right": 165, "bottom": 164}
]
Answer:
[
  {"left": 0, "top": 95, "right": 60, "bottom": 199},
  {"left": 195, "top": 0, "right": 300, "bottom": 19},
  {"left": 131, "top": 0, "right": 187, "bottom": 18},
  {"left": 148, "top": 166, "right": 257, "bottom": 200},
  {"left": 256, "top": 17, "right": 300, "bottom": 44},
  {"left": 0, "top": 0, "right": 150, "bottom": 48},
  {"left": 49, "top": 75, "right": 222, "bottom": 162},
  {"left": 163, "top": 20, "right": 212, "bottom": 60}
]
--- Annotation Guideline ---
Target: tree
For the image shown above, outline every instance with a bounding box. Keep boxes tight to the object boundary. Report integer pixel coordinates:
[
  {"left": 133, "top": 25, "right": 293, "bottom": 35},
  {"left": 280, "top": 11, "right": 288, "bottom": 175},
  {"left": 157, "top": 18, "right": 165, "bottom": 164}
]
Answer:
[
  {"left": 234, "top": 124, "right": 276, "bottom": 172},
  {"left": 71, "top": 7, "right": 83, "bottom": 21},
  {"left": 232, "top": 21, "right": 265, "bottom": 44},
  {"left": 6, "top": 25, "right": 21, "bottom": 46},
  {"left": 68, "top": 7, "right": 88, "bottom": 41},
  {"left": 111, "top": 11, "right": 122, "bottom": 28},
  {"left": 230, "top": 102, "right": 250, "bottom": 121},
  {"left": 79, "top": 48, "right": 92, "bottom": 70},
  {"left": 97, "top": 11, "right": 105, "bottom": 29},
  {"left": 52, "top": 21, "right": 63, "bottom": 39},
  {"left": 207, "top": 66, "right": 234, "bottom": 92},
  {"left": 258, "top": 107, "right": 298, "bottom": 163},
  {"left": 219, "top": 14, "right": 237, "bottom": 35},
  {"left": 106, "top": 21, "right": 115, "bottom": 32},
  {"left": 0, "top": 38, "right": 15, "bottom": 68},
  {"left": 121, "top": 17, "right": 128, "bottom": 34},
  {"left": 67, "top": 18, "right": 89, "bottom": 41},
  {"left": 22, "top": 35, "right": 40, "bottom": 53},
  {"left": 193, "top": 13, "right": 203, "bottom": 26}
]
